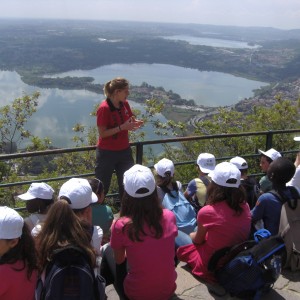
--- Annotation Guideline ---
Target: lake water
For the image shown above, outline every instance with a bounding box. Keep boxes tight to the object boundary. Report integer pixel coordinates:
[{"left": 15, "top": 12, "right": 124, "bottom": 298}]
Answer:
[
  {"left": 161, "top": 35, "right": 261, "bottom": 49},
  {"left": 50, "top": 63, "right": 268, "bottom": 106},
  {"left": 0, "top": 63, "right": 268, "bottom": 148}
]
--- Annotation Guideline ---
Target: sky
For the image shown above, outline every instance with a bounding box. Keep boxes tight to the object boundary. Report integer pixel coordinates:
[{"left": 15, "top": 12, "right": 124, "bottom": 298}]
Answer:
[{"left": 0, "top": 0, "right": 300, "bottom": 30}]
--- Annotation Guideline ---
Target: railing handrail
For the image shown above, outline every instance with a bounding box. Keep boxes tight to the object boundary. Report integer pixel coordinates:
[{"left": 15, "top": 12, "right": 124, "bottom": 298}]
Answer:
[
  {"left": 0, "top": 129, "right": 299, "bottom": 190},
  {"left": 1, "top": 129, "right": 299, "bottom": 161}
]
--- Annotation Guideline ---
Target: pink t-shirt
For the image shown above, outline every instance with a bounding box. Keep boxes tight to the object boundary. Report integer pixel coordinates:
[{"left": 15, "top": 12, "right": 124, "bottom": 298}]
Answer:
[
  {"left": 177, "top": 201, "right": 251, "bottom": 282},
  {"left": 0, "top": 261, "right": 37, "bottom": 300},
  {"left": 110, "top": 209, "right": 178, "bottom": 300}
]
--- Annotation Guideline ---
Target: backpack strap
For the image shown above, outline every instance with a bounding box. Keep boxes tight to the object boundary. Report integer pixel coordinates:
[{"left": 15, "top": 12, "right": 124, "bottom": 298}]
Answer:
[
  {"left": 269, "top": 187, "right": 299, "bottom": 210},
  {"left": 208, "top": 240, "right": 257, "bottom": 273}
]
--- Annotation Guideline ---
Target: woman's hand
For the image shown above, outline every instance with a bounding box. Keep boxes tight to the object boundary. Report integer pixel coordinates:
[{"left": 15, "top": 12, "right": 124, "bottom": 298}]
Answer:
[{"left": 122, "top": 117, "right": 144, "bottom": 131}]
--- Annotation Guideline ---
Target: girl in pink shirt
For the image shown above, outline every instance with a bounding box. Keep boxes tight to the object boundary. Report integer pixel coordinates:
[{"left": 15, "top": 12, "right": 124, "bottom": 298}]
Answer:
[
  {"left": 177, "top": 162, "right": 251, "bottom": 283},
  {"left": 110, "top": 164, "right": 178, "bottom": 300},
  {"left": 0, "top": 206, "right": 38, "bottom": 300}
]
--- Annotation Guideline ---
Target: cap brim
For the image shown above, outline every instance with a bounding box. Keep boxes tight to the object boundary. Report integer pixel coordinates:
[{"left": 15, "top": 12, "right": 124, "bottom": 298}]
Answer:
[
  {"left": 294, "top": 137, "right": 300, "bottom": 142},
  {"left": 17, "top": 192, "right": 35, "bottom": 201},
  {"left": 199, "top": 165, "right": 215, "bottom": 174},
  {"left": 258, "top": 149, "right": 266, "bottom": 156},
  {"left": 91, "top": 192, "right": 98, "bottom": 203}
]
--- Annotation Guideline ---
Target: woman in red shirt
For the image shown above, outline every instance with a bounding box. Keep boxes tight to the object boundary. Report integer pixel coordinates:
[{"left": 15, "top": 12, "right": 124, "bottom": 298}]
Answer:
[{"left": 95, "top": 77, "right": 143, "bottom": 201}]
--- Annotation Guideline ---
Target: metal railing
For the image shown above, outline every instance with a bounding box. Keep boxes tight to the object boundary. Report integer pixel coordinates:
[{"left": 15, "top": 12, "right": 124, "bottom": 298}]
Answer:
[{"left": 0, "top": 129, "right": 299, "bottom": 190}]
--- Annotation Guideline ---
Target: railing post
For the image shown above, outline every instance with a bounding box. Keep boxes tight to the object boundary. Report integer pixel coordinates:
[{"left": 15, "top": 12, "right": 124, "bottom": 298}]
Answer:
[
  {"left": 265, "top": 131, "right": 274, "bottom": 150},
  {"left": 135, "top": 143, "right": 143, "bottom": 164}
]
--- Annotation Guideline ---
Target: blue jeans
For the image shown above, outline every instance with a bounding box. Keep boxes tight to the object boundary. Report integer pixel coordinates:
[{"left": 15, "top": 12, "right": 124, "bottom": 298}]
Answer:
[{"left": 175, "top": 230, "right": 193, "bottom": 250}]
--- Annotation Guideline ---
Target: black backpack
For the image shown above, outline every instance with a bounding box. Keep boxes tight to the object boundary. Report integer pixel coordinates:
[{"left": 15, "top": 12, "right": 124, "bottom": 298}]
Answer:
[
  {"left": 208, "top": 232, "right": 286, "bottom": 299},
  {"left": 35, "top": 245, "right": 106, "bottom": 300}
]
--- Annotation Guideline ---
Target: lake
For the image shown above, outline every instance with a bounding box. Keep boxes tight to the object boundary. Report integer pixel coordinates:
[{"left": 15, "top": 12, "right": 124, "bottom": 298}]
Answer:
[
  {"left": 50, "top": 63, "right": 268, "bottom": 106},
  {"left": 161, "top": 35, "right": 261, "bottom": 49},
  {"left": 0, "top": 63, "right": 268, "bottom": 148}
]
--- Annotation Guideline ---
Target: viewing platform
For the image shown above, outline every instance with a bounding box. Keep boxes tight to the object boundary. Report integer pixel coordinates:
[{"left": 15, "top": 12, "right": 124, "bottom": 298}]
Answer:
[{"left": 106, "top": 262, "right": 300, "bottom": 299}]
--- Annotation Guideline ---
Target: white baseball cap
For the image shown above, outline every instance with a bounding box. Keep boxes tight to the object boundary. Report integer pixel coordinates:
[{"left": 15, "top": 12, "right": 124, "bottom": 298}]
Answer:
[
  {"left": 154, "top": 158, "right": 175, "bottom": 177},
  {"left": 58, "top": 178, "right": 98, "bottom": 209},
  {"left": 18, "top": 182, "right": 54, "bottom": 201},
  {"left": 258, "top": 148, "right": 282, "bottom": 161},
  {"left": 124, "top": 164, "right": 156, "bottom": 198},
  {"left": 197, "top": 153, "right": 216, "bottom": 173},
  {"left": 294, "top": 137, "right": 300, "bottom": 142},
  {"left": 208, "top": 162, "right": 241, "bottom": 188},
  {"left": 230, "top": 156, "right": 248, "bottom": 170},
  {"left": 0, "top": 206, "right": 24, "bottom": 239}
]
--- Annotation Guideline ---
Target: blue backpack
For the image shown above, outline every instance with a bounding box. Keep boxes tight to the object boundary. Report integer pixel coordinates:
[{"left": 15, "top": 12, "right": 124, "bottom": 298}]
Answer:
[
  {"left": 162, "top": 189, "right": 196, "bottom": 234},
  {"left": 35, "top": 245, "right": 106, "bottom": 300},
  {"left": 208, "top": 231, "right": 286, "bottom": 300}
]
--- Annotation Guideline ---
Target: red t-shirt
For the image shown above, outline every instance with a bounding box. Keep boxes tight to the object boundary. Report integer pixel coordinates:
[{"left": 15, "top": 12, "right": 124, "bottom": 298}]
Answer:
[
  {"left": 110, "top": 209, "right": 178, "bottom": 300},
  {"left": 96, "top": 99, "right": 133, "bottom": 151}
]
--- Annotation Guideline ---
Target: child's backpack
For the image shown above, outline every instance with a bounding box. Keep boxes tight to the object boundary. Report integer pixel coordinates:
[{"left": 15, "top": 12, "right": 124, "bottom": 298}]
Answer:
[
  {"left": 208, "top": 231, "right": 286, "bottom": 300},
  {"left": 162, "top": 189, "right": 196, "bottom": 234},
  {"left": 35, "top": 245, "right": 106, "bottom": 300},
  {"left": 270, "top": 186, "right": 300, "bottom": 271}
]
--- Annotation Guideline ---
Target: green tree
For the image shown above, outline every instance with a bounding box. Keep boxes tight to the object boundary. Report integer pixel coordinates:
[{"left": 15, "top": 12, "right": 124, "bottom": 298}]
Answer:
[{"left": 0, "top": 92, "right": 40, "bottom": 153}]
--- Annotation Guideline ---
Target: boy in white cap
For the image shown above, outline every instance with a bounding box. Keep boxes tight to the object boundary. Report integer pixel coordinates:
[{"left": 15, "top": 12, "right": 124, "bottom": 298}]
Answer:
[
  {"left": 0, "top": 206, "right": 38, "bottom": 300},
  {"left": 184, "top": 153, "right": 216, "bottom": 213},
  {"left": 287, "top": 136, "right": 300, "bottom": 189},
  {"left": 17, "top": 182, "right": 54, "bottom": 231},
  {"left": 58, "top": 178, "right": 103, "bottom": 255},
  {"left": 258, "top": 148, "right": 281, "bottom": 194}
]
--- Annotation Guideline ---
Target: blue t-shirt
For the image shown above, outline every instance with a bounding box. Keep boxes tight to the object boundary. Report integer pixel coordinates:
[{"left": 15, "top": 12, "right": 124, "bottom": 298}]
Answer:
[{"left": 251, "top": 187, "right": 300, "bottom": 235}]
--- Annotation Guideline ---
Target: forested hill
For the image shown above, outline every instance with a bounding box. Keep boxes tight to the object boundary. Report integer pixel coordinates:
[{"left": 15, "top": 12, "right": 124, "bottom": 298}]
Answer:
[{"left": 0, "top": 19, "right": 300, "bottom": 84}]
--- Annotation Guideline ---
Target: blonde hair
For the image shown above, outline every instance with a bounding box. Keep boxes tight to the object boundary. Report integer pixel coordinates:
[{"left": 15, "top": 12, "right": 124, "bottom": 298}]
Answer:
[{"left": 103, "top": 77, "right": 129, "bottom": 97}]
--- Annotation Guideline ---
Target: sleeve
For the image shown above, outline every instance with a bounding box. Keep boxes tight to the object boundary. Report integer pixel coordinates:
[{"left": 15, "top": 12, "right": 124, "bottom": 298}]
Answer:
[
  {"left": 92, "top": 226, "right": 103, "bottom": 256},
  {"left": 251, "top": 194, "right": 267, "bottom": 223},
  {"left": 110, "top": 219, "right": 126, "bottom": 250},
  {"left": 197, "top": 205, "right": 216, "bottom": 228},
  {"left": 97, "top": 103, "right": 110, "bottom": 127}
]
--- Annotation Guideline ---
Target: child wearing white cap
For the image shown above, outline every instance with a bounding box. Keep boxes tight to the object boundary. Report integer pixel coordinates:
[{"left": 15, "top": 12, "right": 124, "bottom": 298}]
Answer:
[
  {"left": 184, "top": 153, "right": 216, "bottom": 213},
  {"left": 153, "top": 157, "right": 182, "bottom": 201},
  {"left": 35, "top": 200, "right": 97, "bottom": 297},
  {"left": 17, "top": 182, "right": 54, "bottom": 231},
  {"left": 0, "top": 206, "right": 37, "bottom": 300},
  {"left": 177, "top": 162, "right": 251, "bottom": 283},
  {"left": 258, "top": 148, "right": 282, "bottom": 193},
  {"left": 251, "top": 157, "right": 298, "bottom": 236},
  {"left": 58, "top": 178, "right": 103, "bottom": 255},
  {"left": 108, "top": 164, "right": 177, "bottom": 300},
  {"left": 154, "top": 158, "right": 197, "bottom": 234}
]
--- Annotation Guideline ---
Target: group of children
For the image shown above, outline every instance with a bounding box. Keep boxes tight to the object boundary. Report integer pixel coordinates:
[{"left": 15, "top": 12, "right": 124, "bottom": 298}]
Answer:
[{"left": 1, "top": 143, "right": 299, "bottom": 300}]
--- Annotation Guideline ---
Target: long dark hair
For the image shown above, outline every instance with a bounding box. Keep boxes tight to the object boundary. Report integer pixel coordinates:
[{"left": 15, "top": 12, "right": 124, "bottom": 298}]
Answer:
[
  {"left": 155, "top": 172, "right": 178, "bottom": 198},
  {"left": 206, "top": 181, "right": 246, "bottom": 214},
  {"left": 0, "top": 223, "right": 37, "bottom": 279},
  {"left": 36, "top": 200, "right": 96, "bottom": 272},
  {"left": 117, "top": 189, "right": 163, "bottom": 242}
]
